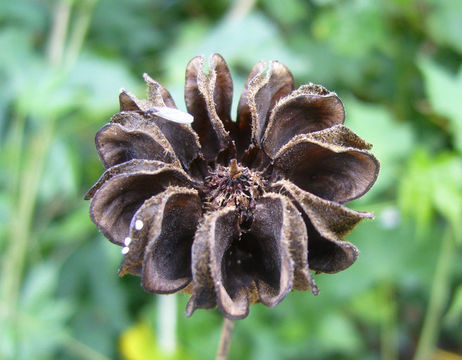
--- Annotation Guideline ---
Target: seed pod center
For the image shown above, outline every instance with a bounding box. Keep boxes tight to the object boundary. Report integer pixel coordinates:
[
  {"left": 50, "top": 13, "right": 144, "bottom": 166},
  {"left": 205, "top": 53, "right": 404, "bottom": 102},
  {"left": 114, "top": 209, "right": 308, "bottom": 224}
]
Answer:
[{"left": 201, "top": 159, "right": 266, "bottom": 229}]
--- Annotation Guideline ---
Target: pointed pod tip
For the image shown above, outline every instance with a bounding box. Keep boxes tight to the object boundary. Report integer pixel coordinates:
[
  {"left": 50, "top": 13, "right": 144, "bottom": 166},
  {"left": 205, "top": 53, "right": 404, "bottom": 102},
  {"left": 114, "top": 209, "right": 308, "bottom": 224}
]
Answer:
[
  {"left": 83, "top": 190, "right": 92, "bottom": 200},
  {"left": 365, "top": 211, "right": 375, "bottom": 220},
  {"left": 185, "top": 297, "right": 197, "bottom": 317},
  {"left": 118, "top": 266, "right": 128, "bottom": 277},
  {"left": 143, "top": 73, "right": 154, "bottom": 83}
]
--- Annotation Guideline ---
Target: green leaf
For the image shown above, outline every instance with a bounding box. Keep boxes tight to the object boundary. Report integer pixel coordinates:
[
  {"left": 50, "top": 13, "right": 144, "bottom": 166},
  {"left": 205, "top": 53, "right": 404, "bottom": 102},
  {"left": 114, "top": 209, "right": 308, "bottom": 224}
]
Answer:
[
  {"left": 0, "top": 1, "right": 47, "bottom": 32},
  {"left": 419, "top": 57, "right": 462, "bottom": 151},
  {"left": 162, "top": 12, "right": 308, "bottom": 102},
  {"left": 312, "top": 1, "right": 391, "bottom": 57},
  {"left": 58, "top": 240, "right": 131, "bottom": 358},
  {"left": 426, "top": 0, "right": 462, "bottom": 54},
  {"left": 261, "top": 0, "right": 308, "bottom": 25},
  {"left": 39, "top": 201, "right": 95, "bottom": 247},
  {"left": 399, "top": 149, "right": 462, "bottom": 238},
  {"left": 398, "top": 149, "right": 435, "bottom": 236},
  {"left": 39, "top": 139, "right": 78, "bottom": 202},
  {"left": 346, "top": 98, "right": 414, "bottom": 197},
  {"left": 67, "top": 52, "right": 141, "bottom": 116},
  {"left": 430, "top": 155, "right": 462, "bottom": 239},
  {"left": 16, "top": 261, "right": 73, "bottom": 360},
  {"left": 317, "top": 313, "right": 363, "bottom": 355}
]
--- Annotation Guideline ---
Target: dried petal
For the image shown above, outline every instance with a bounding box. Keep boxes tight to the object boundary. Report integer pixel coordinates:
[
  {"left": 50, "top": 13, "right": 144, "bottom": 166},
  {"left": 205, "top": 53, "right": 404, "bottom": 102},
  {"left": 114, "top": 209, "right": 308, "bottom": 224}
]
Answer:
[
  {"left": 265, "top": 191, "right": 318, "bottom": 293},
  {"left": 96, "top": 113, "right": 179, "bottom": 168},
  {"left": 119, "top": 89, "right": 150, "bottom": 112},
  {"left": 185, "top": 55, "right": 234, "bottom": 162},
  {"left": 141, "top": 187, "right": 202, "bottom": 293},
  {"left": 211, "top": 54, "right": 234, "bottom": 132},
  {"left": 272, "top": 180, "right": 373, "bottom": 241},
  {"left": 143, "top": 73, "right": 177, "bottom": 108},
  {"left": 246, "top": 61, "right": 294, "bottom": 144},
  {"left": 250, "top": 194, "right": 294, "bottom": 306},
  {"left": 307, "top": 222, "right": 359, "bottom": 273},
  {"left": 262, "top": 86, "right": 345, "bottom": 158},
  {"left": 89, "top": 160, "right": 195, "bottom": 245},
  {"left": 235, "top": 61, "right": 266, "bottom": 156},
  {"left": 188, "top": 194, "right": 308, "bottom": 319},
  {"left": 118, "top": 85, "right": 201, "bottom": 171},
  {"left": 118, "top": 187, "right": 201, "bottom": 279},
  {"left": 271, "top": 180, "right": 364, "bottom": 273},
  {"left": 187, "top": 207, "right": 242, "bottom": 317},
  {"left": 305, "top": 124, "right": 372, "bottom": 150},
  {"left": 274, "top": 135, "right": 379, "bottom": 203},
  {"left": 206, "top": 208, "right": 252, "bottom": 319},
  {"left": 152, "top": 115, "right": 202, "bottom": 172},
  {"left": 85, "top": 159, "right": 165, "bottom": 200}
]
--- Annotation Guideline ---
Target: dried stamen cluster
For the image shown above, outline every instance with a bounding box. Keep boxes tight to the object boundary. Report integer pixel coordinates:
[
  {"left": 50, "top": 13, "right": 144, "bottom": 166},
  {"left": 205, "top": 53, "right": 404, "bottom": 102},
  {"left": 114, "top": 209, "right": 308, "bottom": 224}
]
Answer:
[{"left": 201, "top": 159, "right": 266, "bottom": 228}]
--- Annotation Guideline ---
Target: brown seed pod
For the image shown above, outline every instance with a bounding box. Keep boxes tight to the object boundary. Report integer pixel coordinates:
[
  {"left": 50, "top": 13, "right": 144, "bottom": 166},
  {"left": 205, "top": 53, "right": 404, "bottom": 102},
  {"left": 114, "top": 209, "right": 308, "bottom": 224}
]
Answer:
[{"left": 87, "top": 54, "right": 380, "bottom": 320}]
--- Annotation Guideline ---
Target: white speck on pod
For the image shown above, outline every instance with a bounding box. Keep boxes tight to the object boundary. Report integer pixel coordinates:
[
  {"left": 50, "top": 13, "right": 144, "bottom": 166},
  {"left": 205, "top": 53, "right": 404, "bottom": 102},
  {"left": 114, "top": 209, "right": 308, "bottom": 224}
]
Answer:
[
  {"left": 147, "top": 106, "right": 193, "bottom": 124},
  {"left": 135, "top": 220, "right": 144, "bottom": 230},
  {"left": 124, "top": 237, "right": 132, "bottom": 246},
  {"left": 121, "top": 247, "right": 129, "bottom": 255}
]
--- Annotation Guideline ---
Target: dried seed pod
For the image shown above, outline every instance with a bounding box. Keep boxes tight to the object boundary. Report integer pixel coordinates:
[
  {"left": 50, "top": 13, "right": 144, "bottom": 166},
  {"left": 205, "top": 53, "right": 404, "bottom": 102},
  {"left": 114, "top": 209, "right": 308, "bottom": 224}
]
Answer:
[{"left": 87, "top": 54, "right": 380, "bottom": 320}]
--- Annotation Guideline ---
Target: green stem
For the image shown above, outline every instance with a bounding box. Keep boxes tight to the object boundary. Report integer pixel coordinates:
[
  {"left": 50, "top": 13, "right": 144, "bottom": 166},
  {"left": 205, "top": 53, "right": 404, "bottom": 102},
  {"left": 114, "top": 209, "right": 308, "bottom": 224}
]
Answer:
[
  {"left": 64, "top": 0, "right": 98, "bottom": 69},
  {"left": 0, "top": 116, "right": 55, "bottom": 323},
  {"left": 225, "top": 0, "right": 256, "bottom": 20},
  {"left": 413, "top": 228, "right": 454, "bottom": 360},
  {"left": 6, "top": 113, "right": 26, "bottom": 197},
  {"left": 1, "top": 0, "right": 71, "bottom": 333},
  {"left": 157, "top": 295, "right": 177, "bottom": 356},
  {"left": 380, "top": 283, "right": 398, "bottom": 360},
  {"left": 47, "top": 0, "right": 73, "bottom": 66},
  {"left": 0, "top": 0, "right": 98, "bottom": 354}
]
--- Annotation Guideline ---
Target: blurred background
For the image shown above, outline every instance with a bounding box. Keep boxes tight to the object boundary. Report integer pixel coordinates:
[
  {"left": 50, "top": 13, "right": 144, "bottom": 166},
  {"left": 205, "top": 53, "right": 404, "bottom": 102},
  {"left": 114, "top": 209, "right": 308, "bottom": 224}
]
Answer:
[{"left": 1, "top": 0, "right": 462, "bottom": 359}]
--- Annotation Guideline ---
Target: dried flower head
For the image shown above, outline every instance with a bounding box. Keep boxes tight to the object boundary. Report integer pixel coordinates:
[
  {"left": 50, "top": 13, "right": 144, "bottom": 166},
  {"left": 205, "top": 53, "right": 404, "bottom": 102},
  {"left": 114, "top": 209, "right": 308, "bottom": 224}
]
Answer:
[{"left": 86, "top": 54, "right": 379, "bottom": 319}]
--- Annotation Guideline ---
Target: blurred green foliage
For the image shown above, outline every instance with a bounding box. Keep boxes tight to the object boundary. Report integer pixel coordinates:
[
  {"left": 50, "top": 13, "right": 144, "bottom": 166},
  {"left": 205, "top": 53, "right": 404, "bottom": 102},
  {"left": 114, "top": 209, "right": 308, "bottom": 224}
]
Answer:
[{"left": 1, "top": 0, "right": 462, "bottom": 359}]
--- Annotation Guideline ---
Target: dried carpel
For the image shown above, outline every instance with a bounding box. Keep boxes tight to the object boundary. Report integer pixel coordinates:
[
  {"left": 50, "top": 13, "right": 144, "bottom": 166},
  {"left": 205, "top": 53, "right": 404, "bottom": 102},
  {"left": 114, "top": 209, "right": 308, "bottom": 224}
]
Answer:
[
  {"left": 87, "top": 53, "right": 379, "bottom": 320},
  {"left": 201, "top": 159, "right": 266, "bottom": 230}
]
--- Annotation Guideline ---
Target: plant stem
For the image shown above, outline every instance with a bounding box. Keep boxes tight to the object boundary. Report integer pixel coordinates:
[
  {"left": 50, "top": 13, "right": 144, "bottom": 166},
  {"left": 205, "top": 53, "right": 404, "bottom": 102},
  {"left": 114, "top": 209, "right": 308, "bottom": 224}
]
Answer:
[
  {"left": 0, "top": 117, "right": 55, "bottom": 356},
  {"left": 381, "top": 283, "right": 398, "bottom": 360},
  {"left": 413, "top": 228, "right": 454, "bottom": 360},
  {"left": 7, "top": 113, "right": 26, "bottom": 197},
  {"left": 225, "top": 0, "right": 257, "bottom": 20},
  {"left": 47, "top": 0, "right": 73, "bottom": 66},
  {"left": 215, "top": 318, "right": 235, "bottom": 360},
  {"left": 157, "top": 295, "right": 177, "bottom": 356},
  {"left": 0, "top": 0, "right": 98, "bottom": 355},
  {"left": 64, "top": 0, "right": 97, "bottom": 69},
  {"left": 0, "top": 0, "right": 72, "bottom": 337}
]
